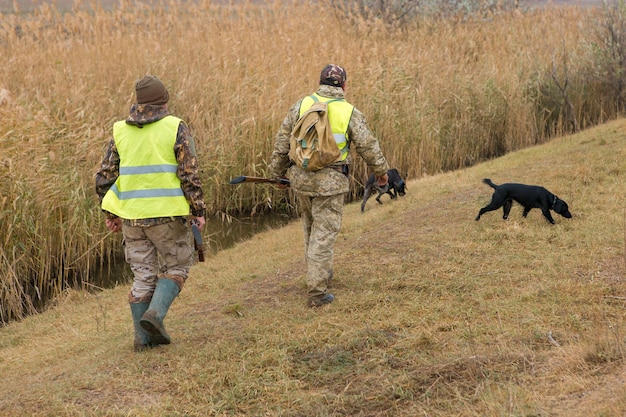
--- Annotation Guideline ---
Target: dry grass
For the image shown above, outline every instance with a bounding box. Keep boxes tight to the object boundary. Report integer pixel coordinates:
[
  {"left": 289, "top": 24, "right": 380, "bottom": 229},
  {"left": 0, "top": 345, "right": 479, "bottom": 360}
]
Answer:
[{"left": 0, "top": 119, "right": 624, "bottom": 416}]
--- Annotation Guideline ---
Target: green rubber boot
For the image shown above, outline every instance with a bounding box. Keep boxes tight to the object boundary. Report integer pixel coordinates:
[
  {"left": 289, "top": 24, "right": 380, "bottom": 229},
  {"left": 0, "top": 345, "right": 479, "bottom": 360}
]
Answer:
[
  {"left": 130, "top": 302, "right": 152, "bottom": 352},
  {"left": 140, "top": 278, "right": 180, "bottom": 345}
]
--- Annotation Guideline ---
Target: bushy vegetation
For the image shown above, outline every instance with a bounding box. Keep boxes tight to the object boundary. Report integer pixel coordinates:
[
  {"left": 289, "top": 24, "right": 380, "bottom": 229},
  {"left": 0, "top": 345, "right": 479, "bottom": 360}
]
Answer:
[
  {"left": 585, "top": 0, "right": 626, "bottom": 112},
  {"left": 0, "top": 0, "right": 623, "bottom": 322},
  {"left": 330, "top": 0, "right": 520, "bottom": 27}
]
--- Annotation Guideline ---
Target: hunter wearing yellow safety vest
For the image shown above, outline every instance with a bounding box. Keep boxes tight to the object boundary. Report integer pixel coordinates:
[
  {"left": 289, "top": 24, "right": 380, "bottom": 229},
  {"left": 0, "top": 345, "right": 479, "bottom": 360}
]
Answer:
[
  {"left": 95, "top": 75, "right": 206, "bottom": 352},
  {"left": 268, "top": 64, "right": 390, "bottom": 308}
]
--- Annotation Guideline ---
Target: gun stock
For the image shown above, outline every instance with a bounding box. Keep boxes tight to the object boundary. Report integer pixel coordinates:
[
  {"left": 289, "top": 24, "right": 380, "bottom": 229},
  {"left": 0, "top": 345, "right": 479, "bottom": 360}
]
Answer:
[{"left": 191, "top": 221, "right": 205, "bottom": 262}]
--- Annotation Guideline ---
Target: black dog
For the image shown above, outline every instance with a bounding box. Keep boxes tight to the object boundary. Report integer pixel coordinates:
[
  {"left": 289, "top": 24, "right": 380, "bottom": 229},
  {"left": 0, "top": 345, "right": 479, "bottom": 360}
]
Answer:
[
  {"left": 361, "top": 168, "right": 407, "bottom": 212},
  {"left": 475, "top": 178, "right": 572, "bottom": 224}
]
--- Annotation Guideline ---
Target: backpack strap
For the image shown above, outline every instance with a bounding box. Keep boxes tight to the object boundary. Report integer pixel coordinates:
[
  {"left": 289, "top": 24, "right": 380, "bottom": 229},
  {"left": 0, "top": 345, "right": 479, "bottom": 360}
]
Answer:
[{"left": 309, "top": 95, "right": 344, "bottom": 105}]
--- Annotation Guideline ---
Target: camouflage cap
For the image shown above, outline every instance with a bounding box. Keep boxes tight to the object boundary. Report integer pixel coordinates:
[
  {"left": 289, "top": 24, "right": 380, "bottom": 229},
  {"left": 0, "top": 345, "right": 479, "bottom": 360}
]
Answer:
[
  {"left": 135, "top": 75, "right": 169, "bottom": 105},
  {"left": 320, "top": 64, "right": 347, "bottom": 87}
]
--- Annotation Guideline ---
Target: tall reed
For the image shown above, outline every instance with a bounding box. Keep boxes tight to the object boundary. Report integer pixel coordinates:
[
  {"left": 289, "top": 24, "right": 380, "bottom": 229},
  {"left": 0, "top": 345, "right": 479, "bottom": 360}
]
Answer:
[{"left": 0, "top": 1, "right": 612, "bottom": 322}]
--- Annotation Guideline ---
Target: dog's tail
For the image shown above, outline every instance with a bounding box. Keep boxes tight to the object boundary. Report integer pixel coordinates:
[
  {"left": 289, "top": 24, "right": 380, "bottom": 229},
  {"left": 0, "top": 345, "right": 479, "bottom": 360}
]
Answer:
[{"left": 482, "top": 178, "right": 497, "bottom": 189}]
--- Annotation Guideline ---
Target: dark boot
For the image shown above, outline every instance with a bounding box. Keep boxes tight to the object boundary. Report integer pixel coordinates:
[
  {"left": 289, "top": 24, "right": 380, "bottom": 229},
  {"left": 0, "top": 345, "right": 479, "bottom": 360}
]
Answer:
[
  {"left": 130, "top": 302, "right": 152, "bottom": 352},
  {"left": 140, "top": 278, "right": 180, "bottom": 345}
]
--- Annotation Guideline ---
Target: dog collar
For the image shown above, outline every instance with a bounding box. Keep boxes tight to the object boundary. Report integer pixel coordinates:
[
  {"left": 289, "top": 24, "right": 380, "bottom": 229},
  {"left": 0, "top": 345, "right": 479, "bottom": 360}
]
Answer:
[{"left": 551, "top": 195, "right": 557, "bottom": 208}]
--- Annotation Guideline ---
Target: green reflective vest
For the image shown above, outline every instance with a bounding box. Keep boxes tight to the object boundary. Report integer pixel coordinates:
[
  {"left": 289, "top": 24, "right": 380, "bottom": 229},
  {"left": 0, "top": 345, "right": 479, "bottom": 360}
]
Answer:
[
  {"left": 101, "top": 116, "right": 190, "bottom": 219},
  {"left": 299, "top": 93, "right": 354, "bottom": 162}
]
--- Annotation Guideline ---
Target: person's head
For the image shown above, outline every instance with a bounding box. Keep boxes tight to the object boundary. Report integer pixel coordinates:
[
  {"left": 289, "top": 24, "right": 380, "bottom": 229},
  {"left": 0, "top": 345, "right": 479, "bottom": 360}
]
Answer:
[
  {"left": 135, "top": 75, "right": 169, "bottom": 106},
  {"left": 319, "top": 64, "right": 347, "bottom": 89}
]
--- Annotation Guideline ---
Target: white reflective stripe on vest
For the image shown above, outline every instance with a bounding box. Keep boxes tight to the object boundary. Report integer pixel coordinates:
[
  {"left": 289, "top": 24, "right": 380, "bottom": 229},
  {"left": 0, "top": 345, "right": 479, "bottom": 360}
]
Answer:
[
  {"left": 107, "top": 184, "right": 185, "bottom": 199},
  {"left": 119, "top": 165, "right": 178, "bottom": 175},
  {"left": 333, "top": 133, "right": 346, "bottom": 146}
]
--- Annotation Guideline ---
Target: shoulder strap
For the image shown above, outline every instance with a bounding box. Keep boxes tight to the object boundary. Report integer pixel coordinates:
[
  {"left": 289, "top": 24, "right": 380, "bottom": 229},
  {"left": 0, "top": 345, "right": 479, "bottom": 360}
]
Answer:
[{"left": 309, "top": 94, "right": 345, "bottom": 105}]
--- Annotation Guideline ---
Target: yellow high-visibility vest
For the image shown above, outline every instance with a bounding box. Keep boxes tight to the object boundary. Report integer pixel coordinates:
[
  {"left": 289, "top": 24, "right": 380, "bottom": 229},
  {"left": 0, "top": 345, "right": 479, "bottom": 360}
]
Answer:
[
  {"left": 101, "top": 116, "right": 190, "bottom": 219},
  {"left": 299, "top": 93, "right": 354, "bottom": 162}
]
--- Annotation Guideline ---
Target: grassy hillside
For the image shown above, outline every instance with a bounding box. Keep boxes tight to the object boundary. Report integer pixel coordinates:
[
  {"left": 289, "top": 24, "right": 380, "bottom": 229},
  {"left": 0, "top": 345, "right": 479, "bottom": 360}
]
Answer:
[{"left": 0, "top": 119, "right": 624, "bottom": 416}]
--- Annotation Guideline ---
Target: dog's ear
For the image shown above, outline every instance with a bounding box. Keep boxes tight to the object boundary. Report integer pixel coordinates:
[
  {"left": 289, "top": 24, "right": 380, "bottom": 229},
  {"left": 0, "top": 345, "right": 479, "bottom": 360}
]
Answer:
[
  {"left": 553, "top": 199, "right": 570, "bottom": 216},
  {"left": 553, "top": 199, "right": 562, "bottom": 209}
]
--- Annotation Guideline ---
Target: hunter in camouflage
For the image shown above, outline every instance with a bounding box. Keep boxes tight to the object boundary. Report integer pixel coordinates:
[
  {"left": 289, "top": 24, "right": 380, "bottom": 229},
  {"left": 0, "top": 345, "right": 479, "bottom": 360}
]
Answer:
[
  {"left": 268, "top": 64, "right": 390, "bottom": 307},
  {"left": 95, "top": 75, "right": 206, "bottom": 350}
]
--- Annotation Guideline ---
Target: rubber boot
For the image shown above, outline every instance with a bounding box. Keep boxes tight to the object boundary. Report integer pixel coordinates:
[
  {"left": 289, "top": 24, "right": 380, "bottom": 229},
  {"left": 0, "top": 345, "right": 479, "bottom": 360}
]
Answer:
[
  {"left": 130, "top": 302, "right": 152, "bottom": 352},
  {"left": 140, "top": 278, "right": 180, "bottom": 345}
]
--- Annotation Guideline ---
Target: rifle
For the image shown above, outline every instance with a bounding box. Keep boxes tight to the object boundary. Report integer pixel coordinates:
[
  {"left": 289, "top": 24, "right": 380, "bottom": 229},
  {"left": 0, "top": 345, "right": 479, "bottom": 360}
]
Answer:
[
  {"left": 229, "top": 176, "right": 290, "bottom": 186},
  {"left": 191, "top": 220, "right": 204, "bottom": 262}
]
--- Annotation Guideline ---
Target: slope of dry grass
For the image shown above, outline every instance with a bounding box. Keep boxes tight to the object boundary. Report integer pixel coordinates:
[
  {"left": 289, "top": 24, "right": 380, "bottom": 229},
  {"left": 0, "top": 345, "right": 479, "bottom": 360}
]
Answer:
[{"left": 0, "top": 119, "right": 624, "bottom": 416}]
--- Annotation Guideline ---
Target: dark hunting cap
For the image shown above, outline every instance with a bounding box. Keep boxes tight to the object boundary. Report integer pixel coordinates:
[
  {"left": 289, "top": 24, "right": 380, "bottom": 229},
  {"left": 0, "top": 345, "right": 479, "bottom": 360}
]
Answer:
[
  {"left": 135, "top": 75, "right": 169, "bottom": 105},
  {"left": 320, "top": 64, "right": 347, "bottom": 87}
]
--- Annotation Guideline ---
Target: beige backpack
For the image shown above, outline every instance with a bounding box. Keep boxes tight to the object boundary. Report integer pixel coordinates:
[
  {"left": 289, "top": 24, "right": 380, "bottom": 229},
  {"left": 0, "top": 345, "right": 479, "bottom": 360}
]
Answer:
[{"left": 289, "top": 98, "right": 342, "bottom": 171}]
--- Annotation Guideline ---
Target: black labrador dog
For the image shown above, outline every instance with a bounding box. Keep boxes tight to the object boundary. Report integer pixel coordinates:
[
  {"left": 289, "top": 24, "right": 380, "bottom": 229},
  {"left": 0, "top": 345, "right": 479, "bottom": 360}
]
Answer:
[
  {"left": 361, "top": 168, "right": 407, "bottom": 212},
  {"left": 475, "top": 178, "right": 572, "bottom": 224}
]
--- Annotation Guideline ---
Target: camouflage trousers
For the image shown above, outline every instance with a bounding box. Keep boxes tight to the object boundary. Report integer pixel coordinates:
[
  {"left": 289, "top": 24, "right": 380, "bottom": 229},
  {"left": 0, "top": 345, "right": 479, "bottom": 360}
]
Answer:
[
  {"left": 123, "top": 218, "right": 194, "bottom": 303},
  {"left": 297, "top": 192, "right": 344, "bottom": 299}
]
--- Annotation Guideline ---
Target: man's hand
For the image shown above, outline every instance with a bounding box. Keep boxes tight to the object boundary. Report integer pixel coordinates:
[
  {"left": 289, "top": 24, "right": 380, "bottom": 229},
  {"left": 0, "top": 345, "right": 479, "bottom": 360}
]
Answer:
[
  {"left": 105, "top": 217, "right": 123, "bottom": 233},
  {"left": 275, "top": 177, "right": 290, "bottom": 190},
  {"left": 375, "top": 173, "right": 389, "bottom": 188},
  {"left": 193, "top": 216, "right": 206, "bottom": 230}
]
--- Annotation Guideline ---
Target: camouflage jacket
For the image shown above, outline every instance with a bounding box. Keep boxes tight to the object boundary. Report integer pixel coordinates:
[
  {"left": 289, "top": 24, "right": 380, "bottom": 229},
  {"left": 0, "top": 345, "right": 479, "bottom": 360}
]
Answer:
[
  {"left": 268, "top": 85, "right": 389, "bottom": 196},
  {"left": 95, "top": 104, "right": 206, "bottom": 226}
]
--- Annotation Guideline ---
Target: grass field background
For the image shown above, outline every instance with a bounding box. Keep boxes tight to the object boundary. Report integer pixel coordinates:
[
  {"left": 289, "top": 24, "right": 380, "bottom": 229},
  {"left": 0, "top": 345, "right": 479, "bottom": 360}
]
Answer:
[{"left": 0, "top": 118, "right": 624, "bottom": 416}]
